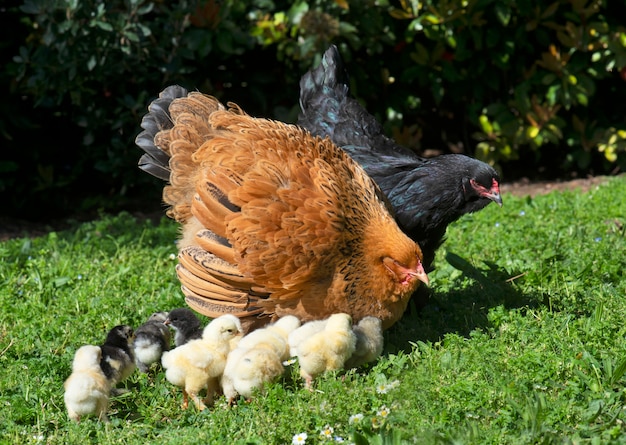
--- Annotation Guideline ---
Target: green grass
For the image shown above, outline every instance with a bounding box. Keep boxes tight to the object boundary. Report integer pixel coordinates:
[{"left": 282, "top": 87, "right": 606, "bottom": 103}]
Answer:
[{"left": 1, "top": 177, "right": 625, "bottom": 444}]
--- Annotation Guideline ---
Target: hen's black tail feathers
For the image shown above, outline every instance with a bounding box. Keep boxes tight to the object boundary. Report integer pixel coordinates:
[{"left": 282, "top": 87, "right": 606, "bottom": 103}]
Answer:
[
  {"left": 297, "top": 44, "right": 350, "bottom": 140},
  {"left": 136, "top": 85, "right": 189, "bottom": 181},
  {"left": 297, "top": 45, "right": 421, "bottom": 161}
]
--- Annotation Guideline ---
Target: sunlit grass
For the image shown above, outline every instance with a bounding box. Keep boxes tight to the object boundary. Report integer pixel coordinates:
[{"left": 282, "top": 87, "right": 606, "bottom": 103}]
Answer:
[{"left": 1, "top": 177, "right": 625, "bottom": 444}]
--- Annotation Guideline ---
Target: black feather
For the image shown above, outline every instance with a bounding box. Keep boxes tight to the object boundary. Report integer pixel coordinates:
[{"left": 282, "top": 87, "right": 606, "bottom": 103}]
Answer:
[
  {"left": 298, "top": 45, "right": 502, "bottom": 272},
  {"left": 99, "top": 325, "right": 135, "bottom": 384},
  {"left": 164, "top": 308, "right": 203, "bottom": 347},
  {"left": 136, "top": 85, "right": 189, "bottom": 181}
]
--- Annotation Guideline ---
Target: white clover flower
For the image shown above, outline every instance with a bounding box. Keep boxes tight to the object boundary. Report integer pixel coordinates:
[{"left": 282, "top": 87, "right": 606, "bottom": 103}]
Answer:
[
  {"left": 349, "top": 413, "right": 364, "bottom": 424},
  {"left": 292, "top": 432, "right": 308, "bottom": 444},
  {"left": 376, "top": 383, "right": 390, "bottom": 394},
  {"left": 376, "top": 379, "right": 400, "bottom": 394},
  {"left": 319, "top": 425, "right": 334, "bottom": 440},
  {"left": 376, "top": 405, "right": 390, "bottom": 418},
  {"left": 169, "top": 253, "right": 177, "bottom": 260},
  {"left": 319, "top": 400, "right": 331, "bottom": 414}
]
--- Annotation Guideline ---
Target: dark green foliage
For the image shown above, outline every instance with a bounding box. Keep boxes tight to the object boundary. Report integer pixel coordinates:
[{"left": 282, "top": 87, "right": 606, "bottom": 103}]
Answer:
[{"left": 2, "top": 0, "right": 625, "bottom": 220}]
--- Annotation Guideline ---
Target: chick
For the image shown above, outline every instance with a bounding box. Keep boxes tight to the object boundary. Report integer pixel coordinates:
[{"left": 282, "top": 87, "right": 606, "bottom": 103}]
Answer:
[
  {"left": 99, "top": 325, "right": 135, "bottom": 394},
  {"left": 237, "top": 315, "right": 301, "bottom": 361},
  {"left": 161, "top": 314, "right": 243, "bottom": 410},
  {"left": 221, "top": 316, "right": 300, "bottom": 404},
  {"left": 64, "top": 345, "right": 111, "bottom": 422},
  {"left": 133, "top": 312, "right": 171, "bottom": 373},
  {"left": 288, "top": 319, "right": 327, "bottom": 358},
  {"left": 223, "top": 344, "right": 284, "bottom": 404},
  {"left": 296, "top": 313, "right": 357, "bottom": 389},
  {"left": 164, "top": 307, "right": 203, "bottom": 347},
  {"left": 344, "top": 316, "right": 384, "bottom": 369}
]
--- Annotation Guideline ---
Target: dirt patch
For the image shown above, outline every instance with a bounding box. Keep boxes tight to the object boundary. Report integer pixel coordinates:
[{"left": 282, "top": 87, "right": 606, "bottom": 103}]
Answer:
[{"left": 499, "top": 175, "right": 614, "bottom": 198}]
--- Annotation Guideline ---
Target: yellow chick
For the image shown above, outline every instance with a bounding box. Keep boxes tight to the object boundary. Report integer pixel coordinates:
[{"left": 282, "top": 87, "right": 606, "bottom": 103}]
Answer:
[
  {"left": 344, "top": 316, "right": 384, "bottom": 369},
  {"left": 237, "top": 315, "right": 301, "bottom": 361},
  {"left": 222, "top": 344, "right": 284, "bottom": 404},
  {"left": 296, "top": 313, "right": 357, "bottom": 389},
  {"left": 221, "top": 316, "right": 300, "bottom": 404},
  {"left": 287, "top": 319, "right": 327, "bottom": 358},
  {"left": 161, "top": 314, "right": 242, "bottom": 410},
  {"left": 63, "top": 345, "right": 111, "bottom": 422}
]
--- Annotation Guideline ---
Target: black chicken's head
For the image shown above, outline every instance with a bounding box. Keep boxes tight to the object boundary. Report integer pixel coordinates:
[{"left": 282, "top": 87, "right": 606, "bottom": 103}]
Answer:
[{"left": 462, "top": 162, "right": 502, "bottom": 211}]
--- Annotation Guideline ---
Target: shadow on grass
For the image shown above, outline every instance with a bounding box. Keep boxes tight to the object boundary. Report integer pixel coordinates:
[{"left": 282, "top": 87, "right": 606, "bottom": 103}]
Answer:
[{"left": 386, "top": 252, "right": 543, "bottom": 354}]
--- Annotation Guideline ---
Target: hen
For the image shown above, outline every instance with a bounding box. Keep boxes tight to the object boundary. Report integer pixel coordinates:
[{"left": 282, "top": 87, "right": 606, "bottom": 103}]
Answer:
[
  {"left": 298, "top": 45, "right": 502, "bottom": 271},
  {"left": 136, "top": 86, "right": 429, "bottom": 332}
]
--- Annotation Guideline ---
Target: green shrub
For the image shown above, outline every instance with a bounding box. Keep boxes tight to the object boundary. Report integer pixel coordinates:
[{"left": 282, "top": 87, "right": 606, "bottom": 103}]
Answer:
[
  {"left": 3, "top": 0, "right": 625, "bottom": 219},
  {"left": 388, "top": 0, "right": 626, "bottom": 173}
]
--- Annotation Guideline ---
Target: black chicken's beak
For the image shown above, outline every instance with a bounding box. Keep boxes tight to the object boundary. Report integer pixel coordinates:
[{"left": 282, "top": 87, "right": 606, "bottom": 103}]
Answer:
[
  {"left": 486, "top": 178, "right": 503, "bottom": 206},
  {"left": 488, "top": 191, "right": 503, "bottom": 207}
]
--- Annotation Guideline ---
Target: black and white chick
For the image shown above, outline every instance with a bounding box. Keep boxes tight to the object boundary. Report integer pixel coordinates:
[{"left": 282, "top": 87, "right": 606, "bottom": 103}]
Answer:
[
  {"left": 164, "top": 308, "right": 203, "bottom": 347},
  {"left": 133, "top": 312, "right": 171, "bottom": 373},
  {"left": 99, "top": 324, "right": 135, "bottom": 393}
]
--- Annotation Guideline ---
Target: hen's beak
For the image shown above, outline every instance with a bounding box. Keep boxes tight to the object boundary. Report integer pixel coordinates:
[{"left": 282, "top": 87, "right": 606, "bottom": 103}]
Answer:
[
  {"left": 412, "top": 262, "right": 429, "bottom": 286},
  {"left": 487, "top": 178, "right": 503, "bottom": 207},
  {"left": 486, "top": 190, "right": 503, "bottom": 207}
]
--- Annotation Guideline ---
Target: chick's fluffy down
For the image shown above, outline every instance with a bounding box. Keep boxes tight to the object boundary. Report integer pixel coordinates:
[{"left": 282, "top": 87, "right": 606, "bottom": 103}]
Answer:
[
  {"left": 64, "top": 345, "right": 111, "bottom": 422},
  {"left": 297, "top": 313, "right": 357, "bottom": 387},
  {"left": 223, "top": 344, "right": 284, "bottom": 401},
  {"left": 161, "top": 314, "right": 242, "bottom": 410}
]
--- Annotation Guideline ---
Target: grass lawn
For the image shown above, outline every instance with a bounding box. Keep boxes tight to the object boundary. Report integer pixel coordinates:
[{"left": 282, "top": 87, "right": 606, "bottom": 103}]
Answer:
[{"left": 1, "top": 177, "right": 625, "bottom": 444}]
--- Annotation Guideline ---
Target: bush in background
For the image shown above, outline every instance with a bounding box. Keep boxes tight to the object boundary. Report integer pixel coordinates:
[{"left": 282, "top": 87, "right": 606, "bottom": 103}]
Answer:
[{"left": 2, "top": 0, "right": 625, "bottom": 220}]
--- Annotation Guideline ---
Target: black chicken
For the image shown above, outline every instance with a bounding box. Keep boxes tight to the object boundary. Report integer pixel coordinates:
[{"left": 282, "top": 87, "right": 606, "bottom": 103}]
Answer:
[{"left": 297, "top": 45, "right": 502, "bottom": 272}]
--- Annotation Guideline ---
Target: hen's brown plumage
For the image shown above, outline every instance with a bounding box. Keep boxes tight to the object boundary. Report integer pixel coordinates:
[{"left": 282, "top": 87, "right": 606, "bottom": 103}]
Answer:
[{"left": 137, "top": 87, "right": 428, "bottom": 332}]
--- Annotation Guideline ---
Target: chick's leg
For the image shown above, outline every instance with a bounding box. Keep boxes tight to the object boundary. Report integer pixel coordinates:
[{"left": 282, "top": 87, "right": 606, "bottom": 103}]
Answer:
[
  {"left": 300, "top": 370, "right": 314, "bottom": 391},
  {"left": 181, "top": 389, "right": 189, "bottom": 410},
  {"left": 203, "top": 377, "right": 220, "bottom": 408},
  {"left": 189, "top": 391, "right": 207, "bottom": 411}
]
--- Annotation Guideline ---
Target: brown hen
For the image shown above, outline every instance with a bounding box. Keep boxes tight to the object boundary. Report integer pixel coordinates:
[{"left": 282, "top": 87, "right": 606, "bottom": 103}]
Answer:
[{"left": 136, "top": 86, "right": 429, "bottom": 332}]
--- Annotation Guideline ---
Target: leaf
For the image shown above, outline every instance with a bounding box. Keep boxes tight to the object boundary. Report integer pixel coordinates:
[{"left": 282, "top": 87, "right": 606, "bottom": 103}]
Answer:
[
  {"left": 389, "top": 8, "right": 414, "bottom": 20},
  {"left": 53, "top": 277, "right": 70, "bottom": 288},
  {"left": 94, "top": 21, "right": 114, "bottom": 32},
  {"left": 87, "top": 55, "right": 96, "bottom": 71},
  {"left": 495, "top": 3, "right": 511, "bottom": 26}
]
